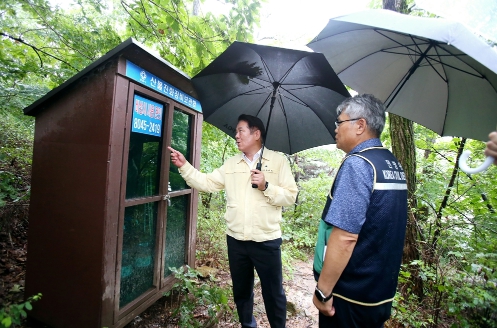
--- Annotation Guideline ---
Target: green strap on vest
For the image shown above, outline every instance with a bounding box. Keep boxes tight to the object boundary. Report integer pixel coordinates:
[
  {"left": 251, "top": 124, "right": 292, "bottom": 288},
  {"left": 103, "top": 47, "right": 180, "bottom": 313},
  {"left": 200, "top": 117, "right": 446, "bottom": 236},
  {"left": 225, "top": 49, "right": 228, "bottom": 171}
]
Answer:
[{"left": 313, "top": 219, "right": 333, "bottom": 274}]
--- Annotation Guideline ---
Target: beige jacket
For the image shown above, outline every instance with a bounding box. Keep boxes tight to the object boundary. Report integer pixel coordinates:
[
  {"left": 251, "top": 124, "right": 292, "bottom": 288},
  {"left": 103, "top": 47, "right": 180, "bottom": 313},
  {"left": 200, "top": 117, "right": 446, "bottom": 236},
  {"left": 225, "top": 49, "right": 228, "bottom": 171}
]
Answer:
[{"left": 178, "top": 149, "right": 298, "bottom": 242}]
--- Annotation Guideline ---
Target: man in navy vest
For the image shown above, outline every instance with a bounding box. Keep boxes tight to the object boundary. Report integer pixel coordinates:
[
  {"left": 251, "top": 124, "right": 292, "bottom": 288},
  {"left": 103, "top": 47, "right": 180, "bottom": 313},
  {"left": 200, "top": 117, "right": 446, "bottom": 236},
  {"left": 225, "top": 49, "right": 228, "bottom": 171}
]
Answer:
[{"left": 312, "top": 94, "right": 408, "bottom": 327}]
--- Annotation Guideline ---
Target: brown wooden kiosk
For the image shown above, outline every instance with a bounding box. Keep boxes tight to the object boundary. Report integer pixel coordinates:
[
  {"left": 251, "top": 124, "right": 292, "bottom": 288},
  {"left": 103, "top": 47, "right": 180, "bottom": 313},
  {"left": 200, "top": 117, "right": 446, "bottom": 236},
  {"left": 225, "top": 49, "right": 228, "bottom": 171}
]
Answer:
[{"left": 23, "top": 38, "right": 202, "bottom": 328}]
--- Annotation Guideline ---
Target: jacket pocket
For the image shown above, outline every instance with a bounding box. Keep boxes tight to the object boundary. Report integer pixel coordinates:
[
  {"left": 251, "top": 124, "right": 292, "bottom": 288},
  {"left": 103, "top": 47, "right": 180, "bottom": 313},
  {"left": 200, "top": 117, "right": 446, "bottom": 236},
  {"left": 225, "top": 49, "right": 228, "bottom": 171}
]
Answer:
[
  {"left": 253, "top": 202, "right": 281, "bottom": 234},
  {"left": 225, "top": 203, "right": 242, "bottom": 233}
]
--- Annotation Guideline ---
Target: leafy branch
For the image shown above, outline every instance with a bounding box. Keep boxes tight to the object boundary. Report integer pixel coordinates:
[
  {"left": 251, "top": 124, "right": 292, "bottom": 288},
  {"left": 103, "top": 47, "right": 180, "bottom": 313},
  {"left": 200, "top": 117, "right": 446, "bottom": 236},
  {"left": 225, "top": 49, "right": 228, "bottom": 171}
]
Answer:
[
  {"left": 1, "top": 32, "right": 78, "bottom": 71},
  {"left": 23, "top": 0, "right": 98, "bottom": 61},
  {"left": 0, "top": 293, "right": 42, "bottom": 328}
]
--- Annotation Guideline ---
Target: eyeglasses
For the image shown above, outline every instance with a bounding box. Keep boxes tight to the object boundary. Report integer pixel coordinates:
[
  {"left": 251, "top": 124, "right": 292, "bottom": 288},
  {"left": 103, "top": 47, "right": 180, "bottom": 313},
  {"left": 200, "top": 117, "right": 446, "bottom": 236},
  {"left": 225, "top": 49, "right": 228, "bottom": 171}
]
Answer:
[{"left": 335, "top": 118, "right": 360, "bottom": 129}]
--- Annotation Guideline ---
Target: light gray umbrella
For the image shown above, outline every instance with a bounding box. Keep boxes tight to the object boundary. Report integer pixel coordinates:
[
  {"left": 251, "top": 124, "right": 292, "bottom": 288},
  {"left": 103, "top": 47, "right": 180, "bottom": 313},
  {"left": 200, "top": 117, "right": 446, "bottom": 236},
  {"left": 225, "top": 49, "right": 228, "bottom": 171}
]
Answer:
[{"left": 307, "top": 9, "right": 497, "bottom": 143}]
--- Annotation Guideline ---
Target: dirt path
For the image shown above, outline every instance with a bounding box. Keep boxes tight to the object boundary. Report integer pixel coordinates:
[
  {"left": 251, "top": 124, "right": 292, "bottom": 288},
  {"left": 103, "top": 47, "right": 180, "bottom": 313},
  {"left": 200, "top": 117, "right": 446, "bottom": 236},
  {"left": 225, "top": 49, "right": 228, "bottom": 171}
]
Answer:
[
  {"left": 124, "top": 259, "right": 319, "bottom": 327},
  {"left": 252, "top": 259, "right": 319, "bottom": 328}
]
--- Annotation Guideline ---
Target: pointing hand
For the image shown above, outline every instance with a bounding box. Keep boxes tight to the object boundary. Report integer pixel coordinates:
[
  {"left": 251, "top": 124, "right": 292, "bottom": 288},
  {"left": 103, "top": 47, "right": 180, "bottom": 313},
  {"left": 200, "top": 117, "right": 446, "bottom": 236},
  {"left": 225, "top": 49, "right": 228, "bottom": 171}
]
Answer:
[{"left": 168, "top": 146, "right": 186, "bottom": 168}]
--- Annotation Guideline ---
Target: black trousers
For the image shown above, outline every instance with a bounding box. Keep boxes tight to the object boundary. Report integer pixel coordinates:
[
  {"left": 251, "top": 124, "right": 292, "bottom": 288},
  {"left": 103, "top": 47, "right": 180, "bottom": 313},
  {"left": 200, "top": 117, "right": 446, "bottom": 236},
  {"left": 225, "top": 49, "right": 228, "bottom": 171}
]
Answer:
[
  {"left": 318, "top": 296, "right": 391, "bottom": 328},
  {"left": 227, "top": 235, "right": 287, "bottom": 328}
]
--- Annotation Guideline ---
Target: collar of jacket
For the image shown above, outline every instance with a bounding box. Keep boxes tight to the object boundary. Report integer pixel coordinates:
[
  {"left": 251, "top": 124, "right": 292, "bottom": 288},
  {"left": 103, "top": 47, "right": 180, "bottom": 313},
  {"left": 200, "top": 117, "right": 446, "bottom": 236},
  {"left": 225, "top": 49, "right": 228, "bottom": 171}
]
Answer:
[{"left": 236, "top": 148, "right": 276, "bottom": 164}]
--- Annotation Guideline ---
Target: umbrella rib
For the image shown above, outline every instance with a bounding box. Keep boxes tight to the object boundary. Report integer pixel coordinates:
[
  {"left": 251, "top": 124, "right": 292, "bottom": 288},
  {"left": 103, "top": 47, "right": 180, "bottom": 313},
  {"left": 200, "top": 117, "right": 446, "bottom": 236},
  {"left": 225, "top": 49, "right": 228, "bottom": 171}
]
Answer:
[
  {"left": 375, "top": 30, "right": 464, "bottom": 72},
  {"left": 254, "top": 93, "right": 273, "bottom": 136},
  {"left": 276, "top": 94, "right": 292, "bottom": 154},
  {"left": 258, "top": 50, "right": 312, "bottom": 85},
  {"left": 279, "top": 86, "right": 313, "bottom": 107},
  {"left": 375, "top": 30, "right": 427, "bottom": 53},
  {"left": 385, "top": 42, "right": 435, "bottom": 108},
  {"left": 384, "top": 35, "right": 487, "bottom": 108},
  {"left": 423, "top": 43, "right": 449, "bottom": 83},
  {"left": 249, "top": 76, "right": 274, "bottom": 87},
  {"left": 337, "top": 30, "right": 427, "bottom": 75},
  {"left": 254, "top": 93, "right": 273, "bottom": 118},
  {"left": 203, "top": 84, "right": 270, "bottom": 119},
  {"left": 372, "top": 49, "right": 484, "bottom": 79},
  {"left": 425, "top": 55, "right": 484, "bottom": 78},
  {"left": 282, "top": 87, "right": 336, "bottom": 137},
  {"left": 278, "top": 63, "right": 298, "bottom": 84},
  {"left": 312, "top": 27, "right": 427, "bottom": 49},
  {"left": 433, "top": 45, "right": 451, "bottom": 137},
  {"left": 381, "top": 49, "right": 422, "bottom": 56},
  {"left": 408, "top": 34, "right": 484, "bottom": 79},
  {"left": 380, "top": 41, "right": 427, "bottom": 59},
  {"left": 409, "top": 35, "right": 447, "bottom": 83},
  {"left": 337, "top": 50, "right": 383, "bottom": 75},
  {"left": 426, "top": 51, "right": 485, "bottom": 79},
  {"left": 386, "top": 31, "right": 433, "bottom": 64},
  {"left": 424, "top": 55, "right": 448, "bottom": 83},
  {"left": 258, "top": 56, "right": 277, "bottom": 85}
]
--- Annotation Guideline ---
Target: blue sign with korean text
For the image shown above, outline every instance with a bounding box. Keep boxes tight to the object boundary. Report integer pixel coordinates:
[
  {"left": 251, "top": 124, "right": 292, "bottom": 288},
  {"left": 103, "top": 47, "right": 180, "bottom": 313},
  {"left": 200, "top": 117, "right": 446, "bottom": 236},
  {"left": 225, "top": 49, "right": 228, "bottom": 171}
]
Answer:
[
  {"left": 132, "top": 95, "right": 163, "bottom": 137},
  {"left": 125, "top": 60, "right": 202, "bottom": 113}
]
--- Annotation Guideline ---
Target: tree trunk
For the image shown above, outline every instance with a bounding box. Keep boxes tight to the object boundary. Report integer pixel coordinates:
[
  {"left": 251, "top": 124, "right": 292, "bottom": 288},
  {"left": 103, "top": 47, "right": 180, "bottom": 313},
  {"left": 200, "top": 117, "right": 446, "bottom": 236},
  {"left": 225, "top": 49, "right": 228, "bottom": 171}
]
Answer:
[
  {"left": 389, "top": 114, "right": 423, "bottom": 298},
  {"left": 431, "top": 138, "right": 466, "bottom": 257},
  {"left": 383, "top": 0, "right": 424, "bottom": 299}
]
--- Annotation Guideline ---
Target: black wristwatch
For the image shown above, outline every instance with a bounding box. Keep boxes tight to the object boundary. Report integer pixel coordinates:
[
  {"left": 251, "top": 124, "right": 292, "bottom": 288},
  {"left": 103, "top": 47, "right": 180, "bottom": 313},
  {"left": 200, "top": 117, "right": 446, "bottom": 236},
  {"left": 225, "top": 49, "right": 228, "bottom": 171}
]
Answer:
[
  {"left": 263, "top": 181, "right": 268, "bottom": 191},
  {"left": 315, "top": 285, "right": 333, "bottom": 303}
]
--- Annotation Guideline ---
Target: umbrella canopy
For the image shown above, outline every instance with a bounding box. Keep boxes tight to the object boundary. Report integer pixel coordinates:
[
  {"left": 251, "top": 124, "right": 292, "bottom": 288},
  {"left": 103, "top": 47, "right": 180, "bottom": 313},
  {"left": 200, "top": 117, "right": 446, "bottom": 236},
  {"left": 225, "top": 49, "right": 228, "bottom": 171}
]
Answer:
[
  {"left": 192, "top": 41, "right": 350, "bottom": 155},
  {"left": 307, "top": 9, "right": 497, "bottom": 142}
]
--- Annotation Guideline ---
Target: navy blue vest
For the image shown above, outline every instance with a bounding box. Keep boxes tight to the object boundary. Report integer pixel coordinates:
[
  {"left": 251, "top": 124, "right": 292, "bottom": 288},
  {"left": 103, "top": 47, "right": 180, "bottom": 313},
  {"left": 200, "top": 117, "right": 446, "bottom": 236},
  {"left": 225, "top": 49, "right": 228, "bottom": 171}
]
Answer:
[{"left": 317, "top": 147, "right": 407, "bottom": 305}]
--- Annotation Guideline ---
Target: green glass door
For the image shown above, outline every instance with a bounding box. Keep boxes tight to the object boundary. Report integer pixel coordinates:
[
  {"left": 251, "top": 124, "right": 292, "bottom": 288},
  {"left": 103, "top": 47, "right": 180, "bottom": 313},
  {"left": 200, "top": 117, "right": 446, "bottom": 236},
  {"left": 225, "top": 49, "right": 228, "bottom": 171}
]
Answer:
[
  {"left": 163, "top": 109, "right": 192, "bottom": 277},
  {"left": 120, "top": 202, "right": 158, "bottom": 307},
  {"left": 119, "top": 92, "right": 165, "bottom": 309},
  {"left": 118, "top": 88, "right": 197, "bottom": 311}
]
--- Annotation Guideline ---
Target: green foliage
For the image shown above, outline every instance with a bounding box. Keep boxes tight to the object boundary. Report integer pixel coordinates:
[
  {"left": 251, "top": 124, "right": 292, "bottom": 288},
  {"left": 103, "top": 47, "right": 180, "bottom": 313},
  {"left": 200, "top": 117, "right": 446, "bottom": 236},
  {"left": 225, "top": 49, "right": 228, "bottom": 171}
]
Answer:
[
  {"left": 164, "top": 266, "right": 232, "bottom": 327},
  {"left": 194, "top": 122, "right": 238, "bottom": 268},
  {"left": 196, "top": 198, "right": 229, "bottom": 267},
  {"left": 281, "top": 173, "right": 331, "bottom": 256},
  {"left": 0, "top": 112, "right": 33, "bottom": 232},
  {"left": 391, "top": 261, "right": 436, "bottom": 327},
  {"left": 121, "top": 0, "right": 262, "bottom": 76},
  {"left": 1, "top": 0, "right": 262, "bottom": 116},
  {"left": 0, "top": 293, "right": 41, "bottom": 328},
  {"left": 416, "top": 133, "right": 497, "bottom": 240},
  {"left": 0, "top": 0, "right": 123, "bottom": 117},
  {"left": 444, "top": 252, "right": 497, "bottom": 327},
  {"left": 392, "top": 293, "right": 433, "bottom": 328},
  {"left": 200, "top": 122, "right": 238, "bottom": 173},
  {"left": 392, "top": 252, "right": 497, "bottom": 327},
  {"left": 391, "top": 126, "right": 497, "bottom": 327},
  {"left": 0, "top": 171, "right": 24, "bottom": 208},
  {"left": 281, "top": 147, "right": 341, "bottom": 262}
]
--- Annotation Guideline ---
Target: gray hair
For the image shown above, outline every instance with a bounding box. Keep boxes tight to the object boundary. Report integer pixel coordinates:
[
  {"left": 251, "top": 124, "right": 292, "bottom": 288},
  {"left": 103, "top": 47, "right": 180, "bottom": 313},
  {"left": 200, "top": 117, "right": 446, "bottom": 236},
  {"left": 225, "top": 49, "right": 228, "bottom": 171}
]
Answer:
[{"left": 337, "top": 94, "right": 386, "bottom": 137}]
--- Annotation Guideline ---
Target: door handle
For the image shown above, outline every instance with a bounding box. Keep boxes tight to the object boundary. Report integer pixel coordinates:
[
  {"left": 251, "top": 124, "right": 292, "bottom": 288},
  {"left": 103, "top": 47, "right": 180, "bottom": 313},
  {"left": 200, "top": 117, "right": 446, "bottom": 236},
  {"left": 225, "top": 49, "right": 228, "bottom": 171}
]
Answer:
[{"left": 163, "top": 194, "right": 171, "bottom": 206}]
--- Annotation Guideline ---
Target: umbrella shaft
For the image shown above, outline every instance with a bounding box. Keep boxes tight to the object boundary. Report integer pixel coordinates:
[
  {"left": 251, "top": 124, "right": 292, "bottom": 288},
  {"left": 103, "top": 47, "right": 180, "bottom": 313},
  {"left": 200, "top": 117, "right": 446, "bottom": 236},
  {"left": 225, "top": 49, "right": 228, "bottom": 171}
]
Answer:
[
  {"left": 265, "top": 85, "right": 280, "bottom": 141},
  {"left": 386, "top": 42, "right": 434, "bottom": 108}
]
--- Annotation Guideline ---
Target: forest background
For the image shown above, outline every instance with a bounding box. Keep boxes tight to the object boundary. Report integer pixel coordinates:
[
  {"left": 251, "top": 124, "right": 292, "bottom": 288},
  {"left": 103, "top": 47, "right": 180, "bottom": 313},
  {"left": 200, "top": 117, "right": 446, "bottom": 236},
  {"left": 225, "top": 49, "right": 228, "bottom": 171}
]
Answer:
[{"left": 0, "top": 0, "right": 496, "bottom": 327}]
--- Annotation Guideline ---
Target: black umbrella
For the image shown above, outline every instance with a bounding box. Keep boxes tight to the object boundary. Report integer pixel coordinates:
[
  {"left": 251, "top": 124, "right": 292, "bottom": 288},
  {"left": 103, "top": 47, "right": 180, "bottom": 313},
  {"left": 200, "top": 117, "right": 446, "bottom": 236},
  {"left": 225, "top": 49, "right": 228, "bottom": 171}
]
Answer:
[{"left": 192, "top": 41, "right": 350, "bottom": 156}]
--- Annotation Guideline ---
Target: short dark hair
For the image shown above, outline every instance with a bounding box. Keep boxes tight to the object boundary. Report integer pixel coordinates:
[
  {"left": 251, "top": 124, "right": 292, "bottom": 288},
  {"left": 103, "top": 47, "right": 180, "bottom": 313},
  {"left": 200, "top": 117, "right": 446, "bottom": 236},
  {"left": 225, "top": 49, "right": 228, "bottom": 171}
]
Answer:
[{"left": 238, "top": 114, "right": 266, "bottom": 141}]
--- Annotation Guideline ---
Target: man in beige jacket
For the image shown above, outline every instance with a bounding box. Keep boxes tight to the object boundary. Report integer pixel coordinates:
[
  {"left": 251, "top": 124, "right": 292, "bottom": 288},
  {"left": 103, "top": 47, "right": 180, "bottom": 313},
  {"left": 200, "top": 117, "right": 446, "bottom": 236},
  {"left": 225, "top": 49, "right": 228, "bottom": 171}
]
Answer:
[{"left": 168, "top": 114, "right": 298, "bottom": 328}]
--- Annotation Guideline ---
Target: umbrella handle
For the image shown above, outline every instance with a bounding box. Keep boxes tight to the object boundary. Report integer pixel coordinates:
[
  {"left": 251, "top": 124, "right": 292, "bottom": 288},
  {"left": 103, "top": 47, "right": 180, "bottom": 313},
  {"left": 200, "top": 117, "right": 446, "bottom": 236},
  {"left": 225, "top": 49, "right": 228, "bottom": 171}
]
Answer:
[
  {"left": 252, "top": 162, "right": 262, "bottom": 188},
  {"left": 458, "top": 150, "right": 494, "bottom": 174}
]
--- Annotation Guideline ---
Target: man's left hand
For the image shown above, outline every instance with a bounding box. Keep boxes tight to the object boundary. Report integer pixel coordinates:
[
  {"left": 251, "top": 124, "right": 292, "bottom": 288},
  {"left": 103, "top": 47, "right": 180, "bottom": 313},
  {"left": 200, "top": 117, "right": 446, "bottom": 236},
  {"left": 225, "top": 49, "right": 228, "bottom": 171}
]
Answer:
[
  {"left": 313, "top": 294, "right": 335, "bottom": 317},
  {"left": 250, "top": 169, "right": 266, "bottom": 190}
]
